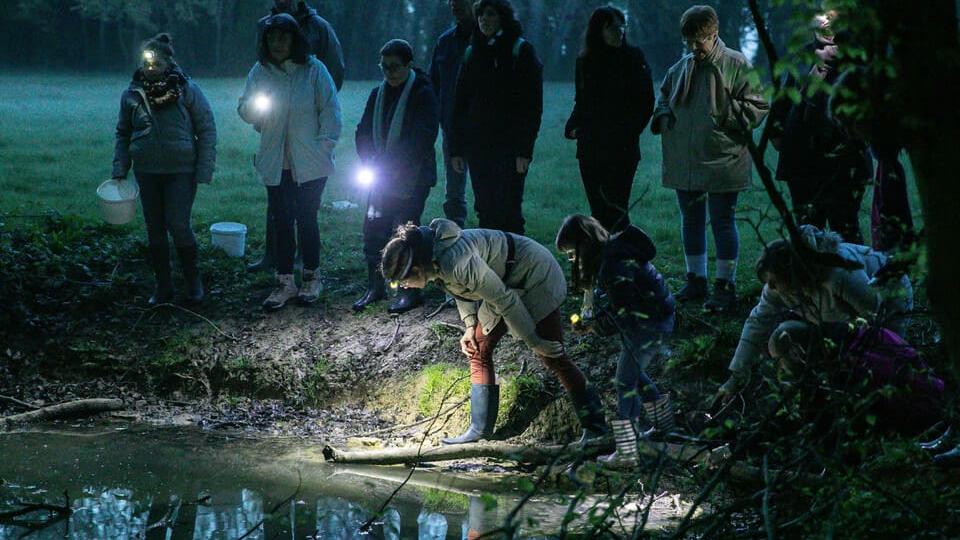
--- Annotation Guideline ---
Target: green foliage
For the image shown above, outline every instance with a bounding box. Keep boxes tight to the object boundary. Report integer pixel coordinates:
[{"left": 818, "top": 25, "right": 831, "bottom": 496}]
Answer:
[
  {"left": 419, "top": 488, "right": 469, "bottom": 513},
  {"left": 417, "top": 364, "right": 471, "bottom": 417}
]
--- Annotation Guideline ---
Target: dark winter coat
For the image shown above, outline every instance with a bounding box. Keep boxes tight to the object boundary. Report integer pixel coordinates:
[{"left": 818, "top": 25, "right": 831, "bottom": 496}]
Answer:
[
  {"left": 597, "top": 225, "right": 675, "bottom": 335},
  {"left": 258, "top": 2, "right": 345, "bottom": 90},
  {"left": 565, "top": 44, "right": 654, "bottom": 162},
  {"left": 449, "top": 29, "right": 544, "bottom": 159},
  {"left": 429, "top": 23, "right": 473, "bottom": 134},
  {"left": 769, "top": 37, "right": 872, "bottom": 183},
  {"left": 356, "top": 68, "right": 439, "bottom": 195},
  {"left": 112, "top": 69, "right": 217, "bottom": 183}
]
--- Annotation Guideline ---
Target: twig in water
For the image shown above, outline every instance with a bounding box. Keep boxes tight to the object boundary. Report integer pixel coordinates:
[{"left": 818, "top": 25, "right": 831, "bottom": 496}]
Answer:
[{"left": 0, "top": 395, "right": 39, "bottom": 411}]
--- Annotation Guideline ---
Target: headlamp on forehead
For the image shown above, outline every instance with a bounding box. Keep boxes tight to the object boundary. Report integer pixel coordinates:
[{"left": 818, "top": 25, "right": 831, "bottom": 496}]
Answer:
[{"left": 143, "top": 50, "right": 156, "bottom": 64}]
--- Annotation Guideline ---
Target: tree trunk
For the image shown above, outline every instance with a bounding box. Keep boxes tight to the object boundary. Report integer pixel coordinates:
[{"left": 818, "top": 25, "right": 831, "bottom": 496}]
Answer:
[
  {"left": 0, "top": 398, "right": 124, "bottom": 428},
  {"left": 877, "top": 0, "right": 960, "bottom": 378}
]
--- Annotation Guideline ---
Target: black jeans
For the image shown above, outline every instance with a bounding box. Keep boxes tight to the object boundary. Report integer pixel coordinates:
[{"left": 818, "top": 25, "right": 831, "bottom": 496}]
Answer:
[
  {"left": 467, "top": 152, "right": 526, "bottom": 235},
  {"left": 362, "top": 185, "right": 431, "bottom": 265},
  {"left": 578, "top": 156, "right": 639, "bottom": 233},
  {"left": 787, "top": 167, "right": 868, "bottom": 244},
  {"left": 266, "top": 170, "right": 325, "bottom": 274},
  {"left": 136, "top": 172, "right": 197, "bottom": 251},
  {"left": 441, "top": 135, "right": 468, "bottom": 228}
]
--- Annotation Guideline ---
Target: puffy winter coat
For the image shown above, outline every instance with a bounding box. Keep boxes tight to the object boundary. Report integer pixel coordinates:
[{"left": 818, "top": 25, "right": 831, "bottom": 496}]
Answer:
[
  {"left": 238, "top": 57, "right": 342, "bottom": 186},
  {"left": 449, "top": 29, "right": 543, "bottom": 159},
  {"left": 565, "top": 44, "right": 654, "bottom": 162},
  {"left": 596, "top": 225, "right": 675, "bottom": 335},
  {"left": 355, "top": 68, "right": 439, "bottom": 196},
  {"left": 257, "top": 2, "right": 345, "bottom": 90},
  {"left": 428, "top": 219, "right": 566, "bottom": 349},
  {"left": 112, "top": 70, "right": 217, "bottom": 183},
  {"left": 651, "top": 37, "right": 768, "bottom": 192},
  {"left": 729, "top": 227, "right": 913, "bottom": 373}
]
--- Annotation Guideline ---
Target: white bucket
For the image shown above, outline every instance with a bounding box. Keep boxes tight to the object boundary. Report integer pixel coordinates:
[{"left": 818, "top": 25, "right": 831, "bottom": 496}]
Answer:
[
  {"left": 96, "top": 179, "right": 140, "bottom": 225},
  {"left": 210, "top": 222, "right": 247, "bottom": 257}
]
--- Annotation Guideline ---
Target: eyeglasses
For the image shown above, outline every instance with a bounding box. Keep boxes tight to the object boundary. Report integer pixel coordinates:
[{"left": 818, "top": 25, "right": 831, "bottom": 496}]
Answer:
[
  {"left": 379, "top": 62, "right": 407, "bottom": 74},
  {"left": 684, "top": 33, "right": 716, "bottom": 47}
]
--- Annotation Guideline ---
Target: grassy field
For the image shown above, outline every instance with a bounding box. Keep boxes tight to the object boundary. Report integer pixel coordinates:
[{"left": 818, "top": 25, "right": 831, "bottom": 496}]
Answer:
[{"left": 0, "top": 72, "right": 922, "bottom": 290}]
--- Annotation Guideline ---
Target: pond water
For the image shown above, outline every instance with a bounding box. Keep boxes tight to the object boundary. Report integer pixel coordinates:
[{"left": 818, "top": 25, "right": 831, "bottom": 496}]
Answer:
[{"left": 0, "top": 425, "right": 676, "bottom": 539}]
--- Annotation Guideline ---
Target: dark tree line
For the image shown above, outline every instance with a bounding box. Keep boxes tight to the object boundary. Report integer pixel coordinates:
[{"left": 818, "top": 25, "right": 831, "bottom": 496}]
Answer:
[{"left": 0, "top": 0, "right": 793, "bottom": 80}]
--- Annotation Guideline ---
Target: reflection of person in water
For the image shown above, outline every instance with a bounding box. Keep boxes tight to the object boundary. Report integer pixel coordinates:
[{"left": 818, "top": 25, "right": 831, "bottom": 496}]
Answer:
[{"left": 465, "top": 495, "right": 499, "bottom": 539}]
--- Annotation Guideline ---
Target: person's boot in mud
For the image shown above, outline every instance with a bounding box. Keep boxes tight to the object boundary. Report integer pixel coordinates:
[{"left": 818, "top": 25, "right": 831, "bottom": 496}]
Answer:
[
  {"left": 353, "top": 261, "right": 387, "bottom": 311},
  {"left": 642, "top": 392, "right": 676, "bottom": 437},
  {"left": 148, "top": 243, "right": 174, "bottom": 306},
  {"left": 262, "top": 273, "right": 299, "bottom": 311},
  {"left": 177, "top": 245, "right": 204, "bottom": 304},
  {"left": 442, "top": 384, "right": 499, "bottom": 444},
  {"left": 388, "top": 287, "right": 423, "bottom": 314},
  {"left": 571, "top": 385, "right": 610, "bottom": 448}
]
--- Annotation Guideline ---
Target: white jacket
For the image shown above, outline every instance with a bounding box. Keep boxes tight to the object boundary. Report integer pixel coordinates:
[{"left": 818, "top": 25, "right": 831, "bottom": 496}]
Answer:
[{"left": 238, "top": 57, "right": 342, "bottom": 185}]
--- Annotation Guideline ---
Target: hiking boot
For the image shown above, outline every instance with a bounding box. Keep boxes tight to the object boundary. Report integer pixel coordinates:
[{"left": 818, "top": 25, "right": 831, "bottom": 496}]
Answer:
[
  {"left": 262, "top": 274, "right": 298, "bottom": 311},
  {"left": 353, "top": 262, "right": 387, "bottom": 312},
  {"left": 177, "top": 245, "right": 204, "bottom": 304},
  {"left": 443, "top": 384, "right": 499, "bottom": 445},
  {"left": 148, "top": 243, "right": 174, "bottom": 306},
  {"left": 675, "top": 273, "right": 708, "bottom": 303},
  {"left": 704, "top": 279, "right": 737, "bottom": 313},
  {"left": 388, "top": 287, "right": 423, "bottom": 314},
  {"left": 298, "top": 270, "right": 322, "bottom": 305}
]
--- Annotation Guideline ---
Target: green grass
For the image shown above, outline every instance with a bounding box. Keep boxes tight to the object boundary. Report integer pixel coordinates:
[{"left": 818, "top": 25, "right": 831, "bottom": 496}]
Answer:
[{"left": 0, "top": 72, "right": 923, "bottom": 288}]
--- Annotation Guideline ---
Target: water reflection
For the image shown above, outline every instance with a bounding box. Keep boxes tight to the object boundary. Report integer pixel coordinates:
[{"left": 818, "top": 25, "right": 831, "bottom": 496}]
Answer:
[{"left": 194, "top": 488, "right": 263, "bottom": 539}]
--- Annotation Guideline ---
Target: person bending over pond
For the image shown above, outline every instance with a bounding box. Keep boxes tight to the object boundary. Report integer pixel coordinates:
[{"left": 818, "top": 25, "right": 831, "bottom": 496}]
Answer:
[
  {"left": 557, "top": 215, "right": 675, "bottom": 467},
  {"left": 716, "top": 226, "right": 913, "bottom": 403},
  {"left": 380, "top": 219, "right": 608, "bottom": 445},
  {"left": 112, "top": 33, "right": 217, "bottom": 306},
  {"left": 238, "top": 13, "right": 342, "bottom": 311}
]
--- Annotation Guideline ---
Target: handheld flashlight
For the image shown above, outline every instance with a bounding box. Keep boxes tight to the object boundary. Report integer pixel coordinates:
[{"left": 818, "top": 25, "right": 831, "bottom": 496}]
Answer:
[
  {"left": 253, "top": 93, "right": 271, "bottom": 113},
  {"left": 356, "top": 166, "right": 376, "bottom": 188}
]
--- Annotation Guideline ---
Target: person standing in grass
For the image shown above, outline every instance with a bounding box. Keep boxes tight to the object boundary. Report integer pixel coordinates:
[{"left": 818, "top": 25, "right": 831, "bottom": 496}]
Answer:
[
  {"left": 449, "top": 0, "right": 543, "bottom": 235},
  {"left": 429, "top": 0, "right": 476, "bottom": 229},
  {"left": 353, "top": 39, "right": 439, "bottom": 314},
  {"left": 564, "top": 5, "right": 654, "bottom": 320},
  {"left": 651, "top": 5, "right": 768, "bottom": 312},
  {"left": 112, "top": 33, "right": 216, "bottom": 306},
  {"left": 249, "top": 0, "right": 346, "bottom": 274},
  {"left": 238, "top": 13, "right": 342, "bottom": 311},
  {"left": 380, "top": 219, "right": 608, "bottom": 445},
  {"left": 556, "top": 215, "right": 676, "bottom": 467}
]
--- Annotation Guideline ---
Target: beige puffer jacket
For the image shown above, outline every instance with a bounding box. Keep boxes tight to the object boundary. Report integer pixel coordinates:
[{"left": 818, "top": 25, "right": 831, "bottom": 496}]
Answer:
[{"left": 428, "top": 219, "right": 566, "bottom": 348}]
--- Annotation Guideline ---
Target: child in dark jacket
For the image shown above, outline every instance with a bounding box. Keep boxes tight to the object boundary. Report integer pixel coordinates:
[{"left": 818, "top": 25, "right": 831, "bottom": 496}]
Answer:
[{"left": 557, "top": 215, "right": 676, "bottom": 467}]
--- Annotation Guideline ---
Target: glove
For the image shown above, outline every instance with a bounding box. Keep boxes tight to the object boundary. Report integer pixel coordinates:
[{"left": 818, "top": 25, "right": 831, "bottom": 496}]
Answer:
[{"left": 531, "top": 338, "right": 564, "bottom": 358}]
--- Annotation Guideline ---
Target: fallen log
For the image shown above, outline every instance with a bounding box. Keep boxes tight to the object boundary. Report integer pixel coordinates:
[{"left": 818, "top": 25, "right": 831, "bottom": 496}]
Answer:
[
  {"left": 323, "top": 438, "right": 726, "bottom": 467},
  {"left": 0, "top": 399, "right": 124, "bottom": 428}
]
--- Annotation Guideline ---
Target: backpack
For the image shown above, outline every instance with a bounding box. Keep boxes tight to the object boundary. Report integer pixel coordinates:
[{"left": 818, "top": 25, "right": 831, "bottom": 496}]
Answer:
[{"left": 463, "top": 37, "right": 526, "bottom": 70}]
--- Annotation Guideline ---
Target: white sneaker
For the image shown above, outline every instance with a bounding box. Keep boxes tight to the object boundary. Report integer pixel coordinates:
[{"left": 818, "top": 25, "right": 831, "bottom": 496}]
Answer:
[
  {"left": 298, "top": 270, "right": 322, "bottom": 304},
  {"left": 263, "top": 274, "right": 298, "bottom": 311}
]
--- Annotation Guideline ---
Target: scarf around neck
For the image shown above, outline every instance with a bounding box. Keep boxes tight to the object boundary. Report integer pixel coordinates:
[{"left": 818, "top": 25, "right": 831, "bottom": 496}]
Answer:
[
  {"left": 372, "top": 69, "right": 416, "bottom": 153},
  {"left": 138, "top": 69, "right": 183, "bottom": 109},
  {"left": 671, "top": 36, "right": 726, "bottom": 108}
]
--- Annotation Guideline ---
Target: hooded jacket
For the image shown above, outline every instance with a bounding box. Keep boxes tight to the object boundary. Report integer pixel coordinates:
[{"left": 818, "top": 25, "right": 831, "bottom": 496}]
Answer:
[
  {"left": 112, "top": 68, "right": 217, "bottom": 183},
  {"left": 257, "top": 2, "right": 345, "bottom": 90},
  {"left": 597, "top": 225, "right": 675, "bottom": 334},
  {"left": 429, "top": 22, "right": 474, "bottom": 133},
  {"left": 355, "top": 67, "right": 439, "bottom": 195},
  {"left": 238, "top": 56, "right": 342, "bottom": 186},
  {"left": 427, "top": 219, "right": 566, "bottom": 349},
  {"left": 449, "top": 28, "right": 544, "bottom": 159},
  {"left": 565, "top": 44, "right": 655, "bottom": 162},
  {"left": 729, "top": 226, "right": 913, "bottom": 373},
  {"left": 651, "top": 37, "right": 769, "bottom": 192}
]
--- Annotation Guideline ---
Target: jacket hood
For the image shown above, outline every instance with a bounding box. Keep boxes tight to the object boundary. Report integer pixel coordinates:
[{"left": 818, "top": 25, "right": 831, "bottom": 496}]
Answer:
[
  {"left": 604, "top": 225, "right": 657, "bottom": 264},
  {"left": 262, "top": 12, "right": 300, "bottom": 33},
  {"left": 430, "top": 218, "right": 463, "bottom": 255},
  {"left": 798, "top": 224, "right": 841, "bottom": 254}
]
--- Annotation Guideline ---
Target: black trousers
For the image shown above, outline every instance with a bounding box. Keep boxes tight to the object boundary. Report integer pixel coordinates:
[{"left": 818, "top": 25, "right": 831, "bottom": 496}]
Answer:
[
  {"left": 787, "top": 167, "right": 868, "bottom": 244},
  {"left": 578, "top": 156, "right": 639, "bottom": 233},
  {"left": 266, "top": 170, "right": 326, "bottom": 274},
  {"left": 362, "top": 185, "right": 431, "bottom": 265},
  {"left": 136, "top": 172, "right": 198, "bottom": 251},
  {"left": 467, "top": 152, "right": 526, "bottom": 235}
]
